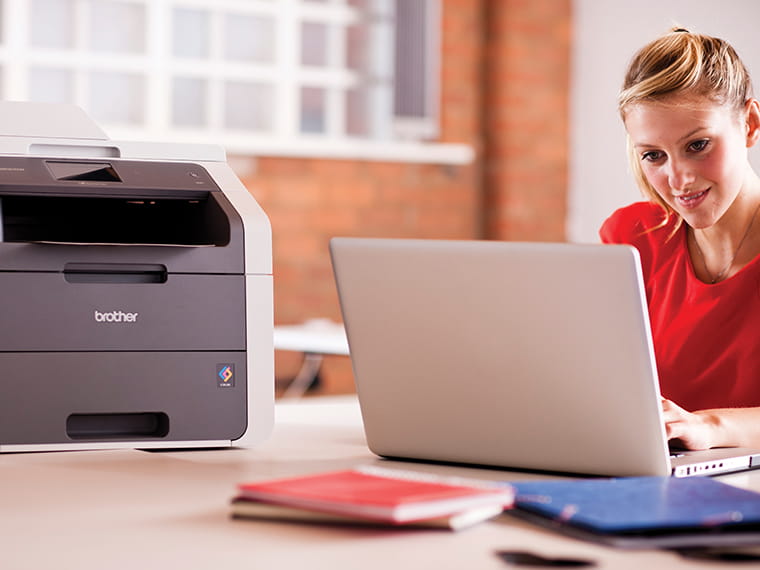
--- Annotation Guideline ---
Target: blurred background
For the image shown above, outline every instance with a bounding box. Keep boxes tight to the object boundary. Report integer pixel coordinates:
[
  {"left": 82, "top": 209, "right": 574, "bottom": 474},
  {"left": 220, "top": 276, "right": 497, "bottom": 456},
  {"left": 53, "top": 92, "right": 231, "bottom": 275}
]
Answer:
[{"left": 8, "top": 0, "right": 760, "bottom": 394}]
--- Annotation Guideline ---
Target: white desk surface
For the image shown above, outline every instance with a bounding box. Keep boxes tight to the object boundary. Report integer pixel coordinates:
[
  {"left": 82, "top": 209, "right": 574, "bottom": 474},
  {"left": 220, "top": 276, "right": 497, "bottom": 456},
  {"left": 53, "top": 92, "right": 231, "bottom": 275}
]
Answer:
[{"left": 3, "top": 396, "right": 758, "bottom": 570}]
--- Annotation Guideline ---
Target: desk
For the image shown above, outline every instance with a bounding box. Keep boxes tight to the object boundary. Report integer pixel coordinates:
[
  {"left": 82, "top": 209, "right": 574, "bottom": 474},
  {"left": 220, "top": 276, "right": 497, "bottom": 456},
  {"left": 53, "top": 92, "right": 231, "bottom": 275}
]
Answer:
[
  {"left": 274, "top": 319, "right": 350, "bottom": 397},
  {"left": 3, "top": 396, "right": 758, "bottom": 570}
]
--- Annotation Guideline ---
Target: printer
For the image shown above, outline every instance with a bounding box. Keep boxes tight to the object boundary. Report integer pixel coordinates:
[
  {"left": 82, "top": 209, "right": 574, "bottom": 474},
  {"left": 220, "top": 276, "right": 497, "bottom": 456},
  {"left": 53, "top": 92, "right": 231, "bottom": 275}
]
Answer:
[{"left": 0, "top": 102, "right": 273, "bottom": 451}]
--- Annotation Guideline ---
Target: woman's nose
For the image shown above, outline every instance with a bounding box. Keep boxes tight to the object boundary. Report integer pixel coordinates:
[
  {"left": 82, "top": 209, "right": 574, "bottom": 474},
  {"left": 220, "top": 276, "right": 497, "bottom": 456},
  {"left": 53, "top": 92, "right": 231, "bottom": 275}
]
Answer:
[{"left": 667, "top": 158, "right": 697, "bottom": 192}]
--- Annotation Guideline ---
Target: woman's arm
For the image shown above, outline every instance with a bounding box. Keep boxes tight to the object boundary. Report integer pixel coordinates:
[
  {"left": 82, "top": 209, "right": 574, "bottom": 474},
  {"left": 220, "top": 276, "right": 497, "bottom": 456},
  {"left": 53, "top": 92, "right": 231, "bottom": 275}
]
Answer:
[{"left": 662, "top": 398, "right": 760, "bottom": 449}]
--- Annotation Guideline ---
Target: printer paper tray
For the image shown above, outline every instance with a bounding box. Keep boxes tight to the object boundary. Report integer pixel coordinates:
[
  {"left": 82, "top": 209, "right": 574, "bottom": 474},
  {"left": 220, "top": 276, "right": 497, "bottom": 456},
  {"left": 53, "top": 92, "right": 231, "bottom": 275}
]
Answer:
[{"left": 0, "top": 351, "right": 248, "bottom": 448}]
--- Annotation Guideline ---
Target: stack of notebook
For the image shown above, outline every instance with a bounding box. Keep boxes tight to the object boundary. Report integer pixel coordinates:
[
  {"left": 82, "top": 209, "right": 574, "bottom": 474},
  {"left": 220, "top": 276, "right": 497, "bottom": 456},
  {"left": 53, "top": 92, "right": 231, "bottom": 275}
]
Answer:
[{"left": 230, "top": 466, "right": 515, "bottom": 531}]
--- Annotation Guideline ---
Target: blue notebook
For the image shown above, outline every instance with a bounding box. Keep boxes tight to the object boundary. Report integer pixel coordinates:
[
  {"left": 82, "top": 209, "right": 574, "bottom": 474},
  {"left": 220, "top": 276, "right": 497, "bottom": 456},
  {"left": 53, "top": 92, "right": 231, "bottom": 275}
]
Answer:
[{"left": 510, "top": 476, "right": 760, "bottom": 548}]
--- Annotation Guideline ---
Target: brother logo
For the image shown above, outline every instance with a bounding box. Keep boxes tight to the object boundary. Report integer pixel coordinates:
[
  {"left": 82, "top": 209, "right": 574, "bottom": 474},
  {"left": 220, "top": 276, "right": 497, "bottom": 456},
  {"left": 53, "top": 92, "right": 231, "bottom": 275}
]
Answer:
[{"left": 94, "top": 310, "right": 139, "bottom": 323}]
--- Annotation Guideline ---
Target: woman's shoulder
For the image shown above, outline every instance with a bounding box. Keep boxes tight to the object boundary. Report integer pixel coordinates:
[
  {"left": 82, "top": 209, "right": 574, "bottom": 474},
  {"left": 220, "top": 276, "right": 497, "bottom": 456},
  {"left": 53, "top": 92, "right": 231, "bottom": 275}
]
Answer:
[
  {"left": 599, "top": 202, "right": 684, "bottom": 288},
  {"left": 599, "top": 201, "right": 673, "bottom": 245}
]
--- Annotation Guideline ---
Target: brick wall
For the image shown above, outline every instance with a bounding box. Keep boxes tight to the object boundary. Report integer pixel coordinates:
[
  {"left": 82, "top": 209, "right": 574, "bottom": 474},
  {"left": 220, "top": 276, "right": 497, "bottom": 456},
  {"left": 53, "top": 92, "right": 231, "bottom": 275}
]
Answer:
[
  {"left": 483, "top": 0, "right": 571, "bottom": 241},
  {"left": 234, "top": 0, "right": 571, "bottom": 395}
]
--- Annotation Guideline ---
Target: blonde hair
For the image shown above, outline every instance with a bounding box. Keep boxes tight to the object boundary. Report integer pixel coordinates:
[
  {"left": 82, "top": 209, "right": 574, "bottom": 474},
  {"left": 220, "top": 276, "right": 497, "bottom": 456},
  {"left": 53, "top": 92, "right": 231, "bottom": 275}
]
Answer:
[{"left": 619, "top": 28, "right": 754, "bottom": 230}]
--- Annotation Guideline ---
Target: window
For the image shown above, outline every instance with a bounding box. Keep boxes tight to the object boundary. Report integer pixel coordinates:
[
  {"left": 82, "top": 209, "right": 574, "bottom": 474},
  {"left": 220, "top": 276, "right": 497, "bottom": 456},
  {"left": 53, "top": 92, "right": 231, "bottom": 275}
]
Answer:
[{"left": 0, "top": 0, "right": 469, "bottom": 163}]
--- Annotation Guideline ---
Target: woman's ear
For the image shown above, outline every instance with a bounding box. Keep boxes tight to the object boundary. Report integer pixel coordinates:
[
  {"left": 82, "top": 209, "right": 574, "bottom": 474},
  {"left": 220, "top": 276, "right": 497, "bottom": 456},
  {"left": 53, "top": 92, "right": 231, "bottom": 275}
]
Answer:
[{"left": 745, "top": 99, "right": 760, "bottom": 147}]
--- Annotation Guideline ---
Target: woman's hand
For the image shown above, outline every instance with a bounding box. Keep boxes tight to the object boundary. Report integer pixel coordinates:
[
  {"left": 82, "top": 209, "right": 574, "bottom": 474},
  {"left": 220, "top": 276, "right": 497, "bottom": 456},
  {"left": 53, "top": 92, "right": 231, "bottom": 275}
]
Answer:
[
  {"left": 661, "top": 398, "right": 719, "bottom": 450},
  {"left": 662, "top": 400, "right": 760, "bottom": 450}
]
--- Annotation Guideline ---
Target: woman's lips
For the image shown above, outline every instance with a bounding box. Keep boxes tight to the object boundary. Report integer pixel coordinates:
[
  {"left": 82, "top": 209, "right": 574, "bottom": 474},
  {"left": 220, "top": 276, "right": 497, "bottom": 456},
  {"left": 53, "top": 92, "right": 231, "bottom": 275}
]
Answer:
[{"left": 675, "top": 189, "right": 709, "bottom": 209}]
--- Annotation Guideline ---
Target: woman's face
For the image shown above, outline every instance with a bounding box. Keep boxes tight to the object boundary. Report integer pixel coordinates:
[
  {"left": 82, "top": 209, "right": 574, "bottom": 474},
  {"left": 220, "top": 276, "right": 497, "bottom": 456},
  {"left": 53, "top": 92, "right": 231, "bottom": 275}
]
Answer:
[{"left": 624, "top": 96, "right": 754, "bottom": 230}]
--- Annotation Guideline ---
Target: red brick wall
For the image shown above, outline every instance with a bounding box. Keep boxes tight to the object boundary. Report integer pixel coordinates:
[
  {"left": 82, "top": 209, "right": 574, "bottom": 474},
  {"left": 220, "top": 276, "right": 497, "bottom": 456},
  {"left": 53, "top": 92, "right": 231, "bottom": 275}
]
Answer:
[
  {"left": 482, "top": 0, "right": 571, "bottom": 241},
  {"left": 234, "top": 0, "right": 571, "bottom": 395},
  {"left": 245, "top": 159, "right": 481, "bottom": 325}
]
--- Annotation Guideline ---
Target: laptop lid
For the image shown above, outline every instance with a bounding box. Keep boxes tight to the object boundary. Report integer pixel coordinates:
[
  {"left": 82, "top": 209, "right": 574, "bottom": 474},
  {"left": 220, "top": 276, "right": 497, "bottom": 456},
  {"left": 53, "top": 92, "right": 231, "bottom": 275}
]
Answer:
[{"left": 330, "top": 238, "right": 758, "bottom": 478}]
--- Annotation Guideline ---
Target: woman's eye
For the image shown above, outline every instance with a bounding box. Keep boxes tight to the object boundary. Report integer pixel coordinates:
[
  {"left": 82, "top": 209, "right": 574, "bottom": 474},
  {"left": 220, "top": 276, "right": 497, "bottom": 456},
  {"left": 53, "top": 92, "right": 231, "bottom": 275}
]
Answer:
[
  {"left": 689, "top": 139, "right": 709, "bottom": 152},
  {"left": 641, "top": 151, "right": 663, "bottom": 162}
]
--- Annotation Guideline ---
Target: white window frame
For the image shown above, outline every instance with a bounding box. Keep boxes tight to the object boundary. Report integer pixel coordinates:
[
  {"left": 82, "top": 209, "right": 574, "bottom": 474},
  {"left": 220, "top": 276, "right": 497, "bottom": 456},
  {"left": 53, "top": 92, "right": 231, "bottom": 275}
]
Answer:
[{"left": 0, "top": 0, "right": 473, "bottom": 164}]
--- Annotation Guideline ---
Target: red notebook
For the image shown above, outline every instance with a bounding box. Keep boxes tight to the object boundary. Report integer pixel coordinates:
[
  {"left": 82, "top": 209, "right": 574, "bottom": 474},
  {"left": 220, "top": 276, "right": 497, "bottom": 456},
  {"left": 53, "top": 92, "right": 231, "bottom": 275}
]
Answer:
[{"left": 235, "top": 466, "right": 514, "bottom": 523}]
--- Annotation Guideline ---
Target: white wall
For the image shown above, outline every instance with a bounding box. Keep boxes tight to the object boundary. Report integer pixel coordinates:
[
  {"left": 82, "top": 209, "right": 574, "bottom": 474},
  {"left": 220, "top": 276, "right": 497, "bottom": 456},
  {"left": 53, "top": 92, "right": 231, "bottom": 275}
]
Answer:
[{"left": 569, "top": 0, "right": 760, "bottom": 242}]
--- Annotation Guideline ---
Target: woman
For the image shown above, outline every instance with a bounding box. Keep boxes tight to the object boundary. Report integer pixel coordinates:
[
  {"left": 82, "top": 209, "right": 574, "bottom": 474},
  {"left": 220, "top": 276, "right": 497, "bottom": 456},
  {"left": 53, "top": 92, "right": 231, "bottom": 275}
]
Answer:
[{"left": 600, "top": 28, "right": 760, "bottom": 450}]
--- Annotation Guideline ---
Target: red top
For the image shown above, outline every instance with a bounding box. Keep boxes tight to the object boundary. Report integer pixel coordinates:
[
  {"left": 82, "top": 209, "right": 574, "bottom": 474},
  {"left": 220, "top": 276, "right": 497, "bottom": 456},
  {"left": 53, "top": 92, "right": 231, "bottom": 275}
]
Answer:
[{"left": 600, "top": 201, "right": 760, "bottom": 411}]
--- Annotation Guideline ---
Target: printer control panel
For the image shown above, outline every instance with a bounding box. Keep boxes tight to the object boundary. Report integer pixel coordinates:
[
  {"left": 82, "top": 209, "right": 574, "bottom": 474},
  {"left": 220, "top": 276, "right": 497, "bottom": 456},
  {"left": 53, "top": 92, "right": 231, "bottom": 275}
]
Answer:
[
  {"left": 0, "top": 156, "right": 220, "bottom": 198},
  {"left": 0, "top": 157, "right": 238, "bottom": 250}
]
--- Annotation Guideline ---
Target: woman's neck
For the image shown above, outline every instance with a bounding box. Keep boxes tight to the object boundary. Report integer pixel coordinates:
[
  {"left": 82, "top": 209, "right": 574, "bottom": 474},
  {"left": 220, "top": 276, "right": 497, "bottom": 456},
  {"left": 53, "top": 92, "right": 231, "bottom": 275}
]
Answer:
[{"left": 690, "top": 173, "right": 760, "bottom": 283}]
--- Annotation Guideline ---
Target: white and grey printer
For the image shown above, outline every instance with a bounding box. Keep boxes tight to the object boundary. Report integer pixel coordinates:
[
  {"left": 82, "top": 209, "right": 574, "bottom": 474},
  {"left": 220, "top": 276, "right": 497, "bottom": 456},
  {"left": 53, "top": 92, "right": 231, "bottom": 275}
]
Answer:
[{"left": 0, "top": 102, "right": 273, "bottom": 451}]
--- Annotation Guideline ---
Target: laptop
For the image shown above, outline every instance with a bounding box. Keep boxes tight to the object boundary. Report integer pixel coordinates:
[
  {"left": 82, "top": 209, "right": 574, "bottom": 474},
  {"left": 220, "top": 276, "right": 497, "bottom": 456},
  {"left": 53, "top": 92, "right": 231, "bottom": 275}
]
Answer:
[{"left": 329, "top": 237, "right": 760, "bottom": 478}]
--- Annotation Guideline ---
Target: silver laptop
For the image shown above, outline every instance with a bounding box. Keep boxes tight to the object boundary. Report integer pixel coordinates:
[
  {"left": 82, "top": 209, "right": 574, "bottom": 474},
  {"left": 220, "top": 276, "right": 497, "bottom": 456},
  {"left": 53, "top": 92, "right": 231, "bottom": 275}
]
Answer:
[{"left": 330, "top": 237, "right": 760, "bottom": 478}]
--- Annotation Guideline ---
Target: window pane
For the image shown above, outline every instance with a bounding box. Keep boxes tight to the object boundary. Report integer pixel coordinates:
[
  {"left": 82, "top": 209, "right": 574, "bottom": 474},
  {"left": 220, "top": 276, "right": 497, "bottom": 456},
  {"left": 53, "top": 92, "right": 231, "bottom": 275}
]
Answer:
[
  {"left": 223, "top": 14, "right": 275, "bottom": 63},
  {"left": 89, "top": 1, "right": 145, "bottom": 53},
  {"left": 172, "top": 77, "right": 207, "bottom": 127},
  {"left": 346, "top": 88, "right": 368, "bottom": 136},
  {"left": 172, "top": 8, "right": 210, "bottom": 58},
  {"left": 224, "top": 82, "right": 274, "bottom": 131},
  {"left": 367, "top": 0, "right": 394, "bottom": 16},
  {"left": 394, "top": 0, "right": 428, "bottom": 118},
  {"left": 301, "top": 22, "right": 328, "bottom": 67},
  {"left": 88, "top": 71, "right": 145, "bottom": 124},
  {"left": 300, "top": 86, "right": 325, "bottom": 133},
  {"left": 346, "top": 23, "right": 367, "bottom": 71},
  {"left": 29, "top": 68, "right": 74, "bottom": 103},
  {"left": 30, "top": 0, "right": 74, "bottom": 49}
]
